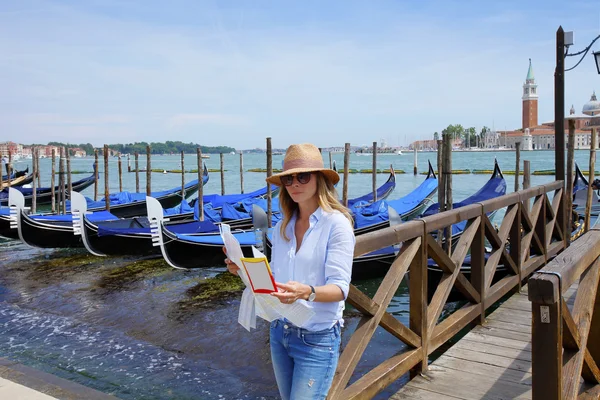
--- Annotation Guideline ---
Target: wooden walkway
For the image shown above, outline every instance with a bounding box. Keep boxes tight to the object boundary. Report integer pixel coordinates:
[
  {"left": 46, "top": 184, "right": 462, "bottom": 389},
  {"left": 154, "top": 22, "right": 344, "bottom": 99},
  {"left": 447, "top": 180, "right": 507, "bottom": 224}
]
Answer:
[{"left": 391, "top": 283, "right": 578, "bottom": 400}]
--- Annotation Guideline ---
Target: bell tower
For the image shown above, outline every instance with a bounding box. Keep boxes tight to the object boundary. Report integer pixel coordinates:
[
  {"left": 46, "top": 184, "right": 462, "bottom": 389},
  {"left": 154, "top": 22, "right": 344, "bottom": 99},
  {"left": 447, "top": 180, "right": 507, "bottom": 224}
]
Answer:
[{"left": 522, "top": 59, "right": 538, "bottom": 130}]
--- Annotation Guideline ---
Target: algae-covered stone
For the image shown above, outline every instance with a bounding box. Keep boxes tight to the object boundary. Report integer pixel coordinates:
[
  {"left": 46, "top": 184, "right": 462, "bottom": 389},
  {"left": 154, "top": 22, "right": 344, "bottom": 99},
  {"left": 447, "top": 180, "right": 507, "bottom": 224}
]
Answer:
[{"left": 179, "top": 272, "right": 245, "bottom": 308}]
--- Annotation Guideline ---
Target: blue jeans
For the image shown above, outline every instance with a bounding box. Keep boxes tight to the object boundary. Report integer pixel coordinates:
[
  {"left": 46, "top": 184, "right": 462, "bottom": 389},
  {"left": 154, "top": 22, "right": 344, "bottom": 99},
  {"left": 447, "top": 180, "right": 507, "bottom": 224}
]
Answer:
[{"left": 270, "top": 319, "right": 341, "bottom": 400}]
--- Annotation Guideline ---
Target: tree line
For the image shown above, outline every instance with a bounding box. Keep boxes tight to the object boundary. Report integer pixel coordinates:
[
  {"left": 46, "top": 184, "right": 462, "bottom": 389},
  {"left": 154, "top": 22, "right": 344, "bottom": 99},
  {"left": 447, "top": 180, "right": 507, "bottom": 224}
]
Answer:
[
  {"left": 44, "top": 141, "right": 236, "bottom": 155},
  {"left": 433, "top": 125, "right": 492, "bottom": 148}
]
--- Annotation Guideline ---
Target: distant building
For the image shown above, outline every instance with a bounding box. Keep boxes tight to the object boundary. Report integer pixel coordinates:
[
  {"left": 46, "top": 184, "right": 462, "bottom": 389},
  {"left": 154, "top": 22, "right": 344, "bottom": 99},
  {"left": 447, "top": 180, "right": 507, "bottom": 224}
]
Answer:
[
  {"left": 0, "top": 141, "right": 23, "bottom": 158},
  {"left": 71, "top": 148, "right": 87, "bottom": 157},
  {"left": 497, "top": 60, "right": 599, "bottom": 150}
]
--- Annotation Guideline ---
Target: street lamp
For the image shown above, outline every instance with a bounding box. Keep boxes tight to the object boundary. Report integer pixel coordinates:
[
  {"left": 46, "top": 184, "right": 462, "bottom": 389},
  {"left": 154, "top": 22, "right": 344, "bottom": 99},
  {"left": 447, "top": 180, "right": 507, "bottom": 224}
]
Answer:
[{"left": 554, "top": 28, "right": 600, "bottom": 245}]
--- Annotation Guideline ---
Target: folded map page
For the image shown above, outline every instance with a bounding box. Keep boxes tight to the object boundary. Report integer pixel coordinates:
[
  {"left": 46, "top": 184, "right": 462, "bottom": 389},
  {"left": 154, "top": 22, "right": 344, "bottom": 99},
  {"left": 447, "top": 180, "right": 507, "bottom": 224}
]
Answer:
[
  {"left": 218, "top": 223, "right": 315, "bottom": 331},
  {"left": 240, "top": 258, "right": 277, "bottom": 294}
]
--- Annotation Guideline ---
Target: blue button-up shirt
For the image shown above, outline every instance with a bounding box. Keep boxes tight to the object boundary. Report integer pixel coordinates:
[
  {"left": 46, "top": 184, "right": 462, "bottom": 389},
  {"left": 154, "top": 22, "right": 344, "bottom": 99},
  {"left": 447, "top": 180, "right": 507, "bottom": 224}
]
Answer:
[{"left": 270, "top": 207, "right": 355, "bottom": 331}]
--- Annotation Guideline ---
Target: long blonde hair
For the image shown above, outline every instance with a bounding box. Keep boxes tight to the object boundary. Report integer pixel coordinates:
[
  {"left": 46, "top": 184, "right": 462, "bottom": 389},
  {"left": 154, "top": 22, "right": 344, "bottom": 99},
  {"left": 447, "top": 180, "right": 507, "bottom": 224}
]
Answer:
[{"left": 279, "top": 172, "right": 353, "bottom": 241}]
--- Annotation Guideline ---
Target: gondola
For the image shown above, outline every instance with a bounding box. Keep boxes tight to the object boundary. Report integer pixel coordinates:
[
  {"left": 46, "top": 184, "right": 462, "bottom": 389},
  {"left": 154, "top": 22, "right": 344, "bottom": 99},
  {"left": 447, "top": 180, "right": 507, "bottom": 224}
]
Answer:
[
  {"left": 71, "top": 188, "right": 273, "bottom": 257},
  {"left": 0, "top": 168, "right": 95, "bottom": 207},
  {"left": 5, "top": 167, "right": 207, "bottom": 248},
  {"left": 74, "top": 168, "right": 396, "bottom": 258},
  {"left": 79, "top": 164, "right": 208, "bottom": 218},
  {"left": 1, "top": 167, "right": 29, "bottom": 181},
  {"left": 1, "top": 172, "right": 34, "bottom": 189},
  {"left": 144, "top": 169, "right": 398, "bottom": 269},
  {"left": 352, "top": 160, "right": 506, "bottom": 281},
  {"left": 572, "top": 162, "right": 600, "bottom": 218},
  {"left": 351, "top": 161, "right": 437, "bottom": 235}
]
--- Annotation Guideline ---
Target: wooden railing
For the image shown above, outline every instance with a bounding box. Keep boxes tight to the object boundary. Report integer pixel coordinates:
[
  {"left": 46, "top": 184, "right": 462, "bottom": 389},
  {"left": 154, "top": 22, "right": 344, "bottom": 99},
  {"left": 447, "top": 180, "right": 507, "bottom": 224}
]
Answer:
[
  {"left": 328, "top": 181, "right": 565, "bottom": 400},
  {"left": 529, "top": 227, "right": 600, "bottom": 400}
]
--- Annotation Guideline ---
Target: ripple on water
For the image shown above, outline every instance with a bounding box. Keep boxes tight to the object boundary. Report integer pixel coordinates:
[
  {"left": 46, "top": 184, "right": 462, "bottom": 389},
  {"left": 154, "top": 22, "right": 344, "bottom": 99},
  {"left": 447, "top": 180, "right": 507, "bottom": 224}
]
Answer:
[{"left": 0, "top": 305, "right": 272, "bottom": 399}]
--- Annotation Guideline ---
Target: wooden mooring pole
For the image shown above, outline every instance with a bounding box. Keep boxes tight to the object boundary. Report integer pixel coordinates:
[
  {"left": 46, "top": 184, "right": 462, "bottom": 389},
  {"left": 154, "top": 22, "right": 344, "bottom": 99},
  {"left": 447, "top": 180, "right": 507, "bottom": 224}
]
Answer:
[
  {"left": 146, "top": 145, "right": 151, "bottom": 196},
  {"left": 220, "top": 153, "right": 225, "bottom": 196},
  {"left": 443, "top": 134, "right": 453, "bottom": 252},
  {"left": 6, "top": 152, "right": 11, "bottom": 188},
  {"left": 66, "top": 147, "right": 72, "bottom": 200},
  {"left": 515, "top": 142, "right": 521, "bottom": 192},
  {"left": 180, "top": 151, "right": 185, "bottom": 198},
  {"left": 585, "top": 127, "right": 597, "bottom": 233},
  {"left": 51, "top": 149, "right": 56, "bottom": 213},
  {"left": 372, "top": 141, "right": 377, "bottom": 202},
  {"left": 60, "top": 147, "right": 66, "bottom": 214},
  {"left": 437, "top": 139, "right": 445, "bottom": 245},
  {"left": 239, "top": 152, "right": 244, "bottom": 194},
  {"left": 32, "top": 147, "right": 38, "bottom": 214},
  {"left": 104, "top": 145, "right": 110, "bottom": 211},
  {"left": 329, "top": 151, "right": 333, "bottom": 169},
  {"left": 197, "top": 147, "right": 204, "bottom": 221},
  {"left": 127, "top": 154, "right": 131, "bottom": 173},
  {"left": 135, "top": 152, "right": 139, "bottom": 193},
  {"left": 266, "top": 138, "right": 272, "bottom": 228},
  {"left": 343, "top": 143, "right": 350, "bottom": 207},
  {"left": 94, "top": 149, "right": 99, "bottom": 201},
  {"left": 118, "top": 154, "right": 123, "bottom": 192},
  {"left": 413, "top": 147, "right": 418, "bottom": 175},
  {"left": 566, "top": 120, "right": 575, "bottom": 244}
]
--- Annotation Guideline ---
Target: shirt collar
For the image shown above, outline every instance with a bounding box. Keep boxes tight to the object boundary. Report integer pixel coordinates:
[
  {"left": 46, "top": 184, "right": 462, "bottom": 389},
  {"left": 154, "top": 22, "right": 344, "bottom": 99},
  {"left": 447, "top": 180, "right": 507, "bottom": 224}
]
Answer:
[{"left": 288, "top": 206, "right": 324, "bottom": 234}]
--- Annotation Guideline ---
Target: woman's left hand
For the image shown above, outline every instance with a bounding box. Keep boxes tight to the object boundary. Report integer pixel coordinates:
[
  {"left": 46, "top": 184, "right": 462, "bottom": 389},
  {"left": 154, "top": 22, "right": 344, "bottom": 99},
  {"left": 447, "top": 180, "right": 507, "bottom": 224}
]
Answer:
[{"left": 271, "top": 281, "right": 310, "bottom": 304}]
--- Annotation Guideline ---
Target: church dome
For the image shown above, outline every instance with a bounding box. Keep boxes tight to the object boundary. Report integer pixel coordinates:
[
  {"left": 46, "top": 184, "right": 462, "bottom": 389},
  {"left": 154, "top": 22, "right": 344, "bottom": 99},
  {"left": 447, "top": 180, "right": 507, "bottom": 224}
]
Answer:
[{"left": 583, "top": 91, "right": 600, "bottom": 116}]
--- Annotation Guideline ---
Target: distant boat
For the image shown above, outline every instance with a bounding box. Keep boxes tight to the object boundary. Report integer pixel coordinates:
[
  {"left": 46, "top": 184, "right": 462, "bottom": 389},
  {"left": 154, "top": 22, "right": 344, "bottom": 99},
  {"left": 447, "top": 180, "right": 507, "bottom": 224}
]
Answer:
[{"left": 396, "top": 150, "right": 403, "bottom": 155}]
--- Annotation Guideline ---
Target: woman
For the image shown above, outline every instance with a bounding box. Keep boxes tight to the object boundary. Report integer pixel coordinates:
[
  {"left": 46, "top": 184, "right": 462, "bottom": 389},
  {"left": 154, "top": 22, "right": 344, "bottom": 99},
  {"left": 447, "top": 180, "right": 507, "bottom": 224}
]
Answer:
[{"left": 225, "top": 143, "right": 355, "bottom": 399}]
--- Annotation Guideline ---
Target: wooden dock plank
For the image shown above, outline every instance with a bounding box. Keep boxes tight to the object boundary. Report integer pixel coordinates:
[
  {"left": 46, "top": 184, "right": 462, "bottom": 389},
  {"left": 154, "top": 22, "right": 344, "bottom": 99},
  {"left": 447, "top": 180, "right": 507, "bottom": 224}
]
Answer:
[
  {"left": 405, "top": 367, "right": 532, "bottom": 400},
  {"left": 392, "top": 280, "right": 584, "bottom": 399}
]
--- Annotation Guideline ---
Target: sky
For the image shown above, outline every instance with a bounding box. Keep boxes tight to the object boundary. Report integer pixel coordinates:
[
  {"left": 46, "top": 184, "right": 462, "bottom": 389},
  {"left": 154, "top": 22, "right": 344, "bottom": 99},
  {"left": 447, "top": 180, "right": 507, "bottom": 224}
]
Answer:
[{"left": 0, "top": 0, "right": 599, "bottom": 150}]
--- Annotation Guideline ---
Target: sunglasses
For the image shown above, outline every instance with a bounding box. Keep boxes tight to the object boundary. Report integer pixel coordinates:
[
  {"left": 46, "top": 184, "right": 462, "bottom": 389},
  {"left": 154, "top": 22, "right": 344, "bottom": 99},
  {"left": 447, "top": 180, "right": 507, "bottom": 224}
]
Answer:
[{"left": 280, "top": 172, "right": 312, "bottom": 186}]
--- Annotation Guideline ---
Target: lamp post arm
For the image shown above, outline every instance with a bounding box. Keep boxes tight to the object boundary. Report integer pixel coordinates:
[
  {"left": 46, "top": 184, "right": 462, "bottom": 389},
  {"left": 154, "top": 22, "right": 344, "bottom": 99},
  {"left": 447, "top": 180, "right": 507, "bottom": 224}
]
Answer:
[{"left": 565, "top": 34, "right": 600, "bottom": 72}]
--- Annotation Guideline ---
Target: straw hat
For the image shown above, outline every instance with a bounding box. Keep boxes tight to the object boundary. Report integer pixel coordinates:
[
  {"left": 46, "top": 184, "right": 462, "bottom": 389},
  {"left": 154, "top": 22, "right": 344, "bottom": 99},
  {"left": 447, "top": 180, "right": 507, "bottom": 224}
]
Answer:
[{"left": 266, "top": 143, "right": 339, "bottom": 186}]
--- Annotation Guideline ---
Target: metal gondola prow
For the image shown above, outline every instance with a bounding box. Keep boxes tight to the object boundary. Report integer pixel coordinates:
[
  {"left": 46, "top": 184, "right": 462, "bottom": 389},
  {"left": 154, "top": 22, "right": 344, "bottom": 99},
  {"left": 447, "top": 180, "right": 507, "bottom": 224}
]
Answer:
[
  {"left": 426, "top": 160, "right": 436, "bottom": 179},
  {"left": 71, "top": 191, "right": 106, "bottom": 257}
]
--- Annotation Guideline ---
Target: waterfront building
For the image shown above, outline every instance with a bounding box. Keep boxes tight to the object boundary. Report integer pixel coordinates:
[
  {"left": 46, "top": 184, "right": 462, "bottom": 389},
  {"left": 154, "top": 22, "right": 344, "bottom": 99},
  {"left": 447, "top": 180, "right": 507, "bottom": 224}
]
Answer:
[
  {"left": 497, "top": 60, "right": 598, "bottom": 150},
  {"left": 0, "top": 141, "right": 23, "bottom": 158}
]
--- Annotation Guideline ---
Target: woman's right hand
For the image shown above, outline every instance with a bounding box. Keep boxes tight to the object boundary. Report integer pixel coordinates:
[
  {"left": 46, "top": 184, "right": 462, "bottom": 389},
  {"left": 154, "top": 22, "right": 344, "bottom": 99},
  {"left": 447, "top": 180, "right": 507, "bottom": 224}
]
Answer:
[{"left": 222, "top": 246, "right": 240, "bottom": 276}]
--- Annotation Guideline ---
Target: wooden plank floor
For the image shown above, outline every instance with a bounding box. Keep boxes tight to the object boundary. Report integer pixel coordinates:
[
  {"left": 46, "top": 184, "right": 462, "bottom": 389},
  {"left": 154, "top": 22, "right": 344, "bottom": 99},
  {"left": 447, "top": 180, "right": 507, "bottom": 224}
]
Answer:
[{"left": 391, "top": 284, "right": 579, "bottom": 400}]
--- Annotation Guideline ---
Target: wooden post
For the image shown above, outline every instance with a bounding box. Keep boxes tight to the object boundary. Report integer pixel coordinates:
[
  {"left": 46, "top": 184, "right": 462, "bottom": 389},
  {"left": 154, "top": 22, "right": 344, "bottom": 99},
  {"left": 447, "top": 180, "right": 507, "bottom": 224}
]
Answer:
[
  {"left": 529, "top": 276, "right": 562, "bottom": 400},
  {"left": 32, "top": 148, "right": 38, "bottom": 214},
  {"left": 372, "top": 141, "right": 377, "bottom": 202},
  {"left": 6, "top": 152, "right": 11, "bottom": 188},
  {"left": 409, "top": 224, "right": 428, "bottom": 375},
  {"left": 239, "top": 152, "right": 244, "bottom": 194},
  {"left": 266, "top": 138, "right": 273, "bottom": 228},
  {"left": 180, "top": 151, "right": 185, "bottom": 198},
  {"left": 94, "top": 149, "right": 99, "bottom": 201},
  {"left": 36, "top": 149, "right": 41, "bottom": 188},
  {"left": 66, "top": 147, "right": 72, "bottom": 201},
  {"left": 515, "top": 142, "right": 521, "bottom": 192},
  {"left": 135, "top": 151, "right": 139, "bottom": 193},
  {"left": 566, "top": 120, "right": 575, "bottom": 244},
  {"left": 51, "top": 149, "right": 56, "bottom": 213},
  {"left": 146, "top": 145, "right": 151, "bottom": 196},
  {"left": 118, "top": 154, "right": 123, "bottom": 192},
  {"left": 585, "top": 128, "right": 597, "bottom": 233},
  {"left": 343, "top": 143, "right": 350, "bottom": 207},
  {"left": 220, "top": 153, "right": 225, "bottom": 196},
  {"left": 197, "top": 147, "right": 204, "bottom": 221},
  {"left": 523, "top": 160, "right": 531, "bottom": 216},
  {"left": 444, "top": 134, "right": 453, "bottom": 252},
  {"left": 555, "top": 27, "right": 567, "bottom": 252},
  {"left": 104, "top": 145, "right": 110, "bottom": 211},
  {"left": 329, "top": 151, "right": 333, "bottom": 169},
  {"left": 437, "top": 139, "right": 445, "bottom": 244},
  {"left": 59, "top": 147, "right": 66, "bottom": 214},
  {"left": 127, "top": 154, "right": 131, "bottom": 172},
  {"left": 413, "top": 147, "right": 418, "bottom": 175}
]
